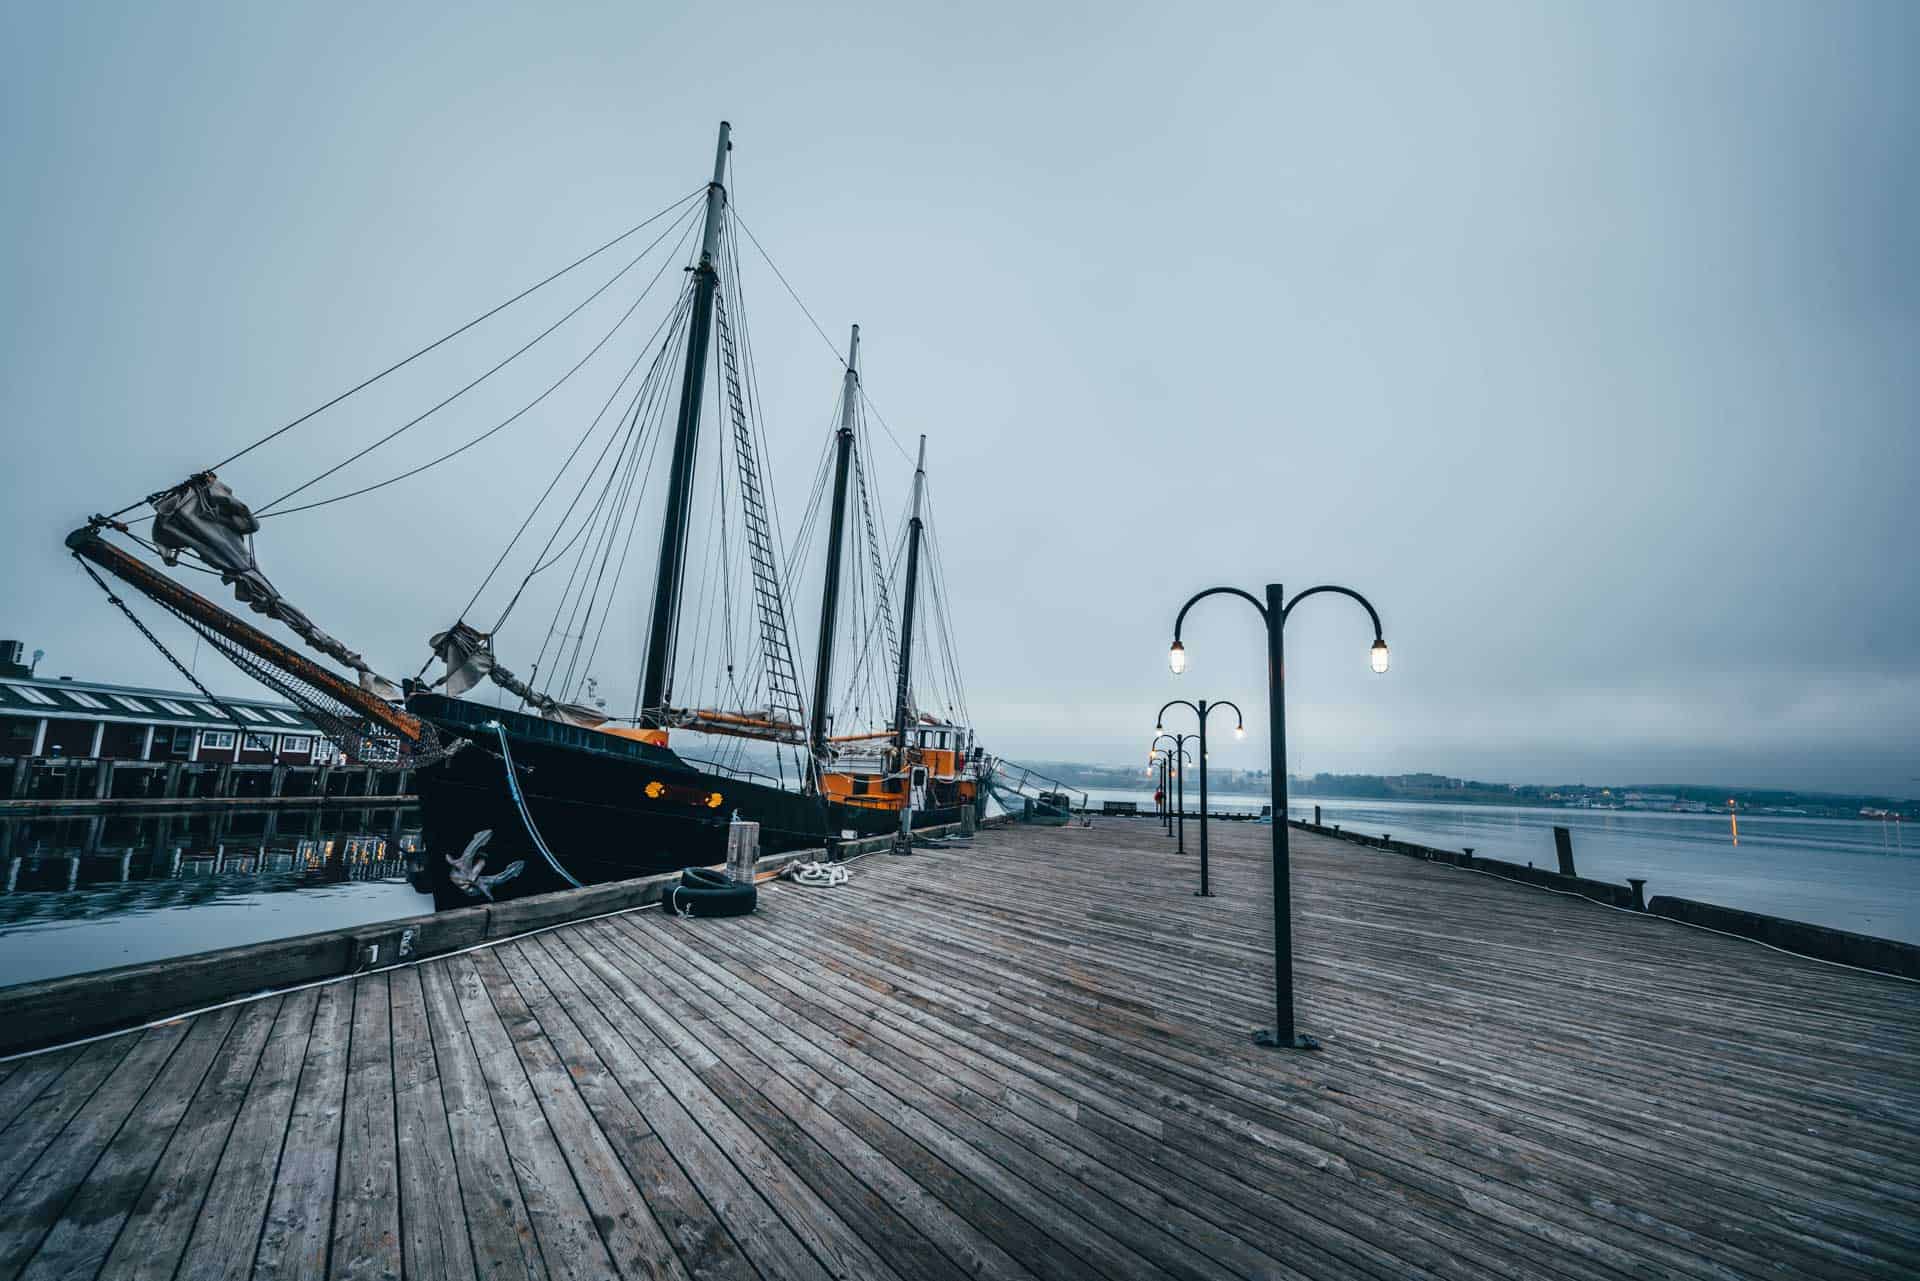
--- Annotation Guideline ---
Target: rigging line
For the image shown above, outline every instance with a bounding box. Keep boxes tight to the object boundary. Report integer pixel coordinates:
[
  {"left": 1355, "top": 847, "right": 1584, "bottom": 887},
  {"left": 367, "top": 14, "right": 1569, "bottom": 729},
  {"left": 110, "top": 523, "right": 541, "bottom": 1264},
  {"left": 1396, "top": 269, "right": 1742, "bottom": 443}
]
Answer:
[
  {"left": 264, "top": 205, "right": 702, "bottom": 520},
  {"left": 729, "top": 205, "right": 843, "bottom": 372},
  {"left": 527, "top": 353, "right": 662, "bottom": 695},
  {"left": 730, "top": 202, "right": 915, "bottom": 469},
  {"left": 558, "top": 390, "right": 655, "bottom": 702},
  {"left": 465, "top": 274, "right": 688, "bottom": 625},
  {"left": 563, "top": 338, "right": 677, "bottom": 701},
  {"left": 544, "top": 330, "right": 671, "bottom": 696},
  {"left": 521, "top": 374, "right": 653, "bottom": 678},
  {"left": 119, "top": 186, "right": 706, "bottom": 520},
  {"left": 495, "top": 285, "right": 694, "bottom": 629},
  {"left": 256, "top": 198, "right": 704, "bottom": 516},
  {"left": 855, "top": 384, "right": 914, "bottom": 466},
  {"left": 925, "top": 496, "right": 972, "bottom": 725},
  {"left": 559, "top": 345, "right": 663, "bottom": 693}
]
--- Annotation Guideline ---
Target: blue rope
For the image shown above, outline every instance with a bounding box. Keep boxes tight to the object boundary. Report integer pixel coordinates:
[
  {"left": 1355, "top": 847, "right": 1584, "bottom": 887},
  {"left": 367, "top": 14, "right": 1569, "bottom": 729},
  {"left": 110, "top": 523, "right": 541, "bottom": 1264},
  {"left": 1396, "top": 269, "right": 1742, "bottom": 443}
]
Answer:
[{"left": 484, "top": 720, "right": 583, "bottom": 889}]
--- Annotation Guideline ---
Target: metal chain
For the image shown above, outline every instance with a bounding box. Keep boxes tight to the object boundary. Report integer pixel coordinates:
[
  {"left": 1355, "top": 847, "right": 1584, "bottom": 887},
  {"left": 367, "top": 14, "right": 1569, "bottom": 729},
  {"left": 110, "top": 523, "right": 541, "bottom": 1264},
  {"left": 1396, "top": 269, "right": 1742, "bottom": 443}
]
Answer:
[{"left": 73, "top": 554, "right": 251, "bottom": 732}]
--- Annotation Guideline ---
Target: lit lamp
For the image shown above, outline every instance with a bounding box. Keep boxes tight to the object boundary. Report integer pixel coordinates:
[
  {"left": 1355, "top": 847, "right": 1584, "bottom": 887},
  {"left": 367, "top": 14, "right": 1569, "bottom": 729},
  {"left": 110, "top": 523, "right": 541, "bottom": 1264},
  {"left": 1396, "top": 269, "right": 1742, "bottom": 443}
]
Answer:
[{"left": 1166, "top": 580, "right": 1390, "bottom": 1050}]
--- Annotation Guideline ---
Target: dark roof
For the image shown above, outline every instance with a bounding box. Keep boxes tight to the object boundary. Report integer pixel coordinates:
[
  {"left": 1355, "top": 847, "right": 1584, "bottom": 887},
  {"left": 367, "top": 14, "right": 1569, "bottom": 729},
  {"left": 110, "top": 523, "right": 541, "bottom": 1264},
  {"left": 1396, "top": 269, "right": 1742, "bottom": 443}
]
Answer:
[{"left": 0, "top": 675, "right": 324, "bottom": 733}]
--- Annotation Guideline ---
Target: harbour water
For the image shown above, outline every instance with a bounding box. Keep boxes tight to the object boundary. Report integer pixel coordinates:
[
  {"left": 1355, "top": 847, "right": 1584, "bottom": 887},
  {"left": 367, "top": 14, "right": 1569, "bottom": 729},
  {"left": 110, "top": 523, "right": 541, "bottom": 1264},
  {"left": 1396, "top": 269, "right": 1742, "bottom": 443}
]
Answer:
[
  {"left": 2, "top": 792, "right": 1912, "bottom": 989},
  {"left": 0, "top": 804, "right": 430, "bottom": 985},
  {"left": 1086, "top": 788, "right": 1920, "bottom": 945}
]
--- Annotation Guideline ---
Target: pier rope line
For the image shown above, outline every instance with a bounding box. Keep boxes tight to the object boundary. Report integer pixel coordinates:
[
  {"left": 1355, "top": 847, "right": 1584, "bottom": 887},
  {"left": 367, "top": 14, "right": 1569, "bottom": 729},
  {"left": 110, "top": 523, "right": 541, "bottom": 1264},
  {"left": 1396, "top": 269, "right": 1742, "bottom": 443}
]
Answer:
[
  {"left": 103, "top": 187, "right": 705, "bottom": 522},
  {"left": 258, "top": 198, "right": 706, "bottom": 517}
]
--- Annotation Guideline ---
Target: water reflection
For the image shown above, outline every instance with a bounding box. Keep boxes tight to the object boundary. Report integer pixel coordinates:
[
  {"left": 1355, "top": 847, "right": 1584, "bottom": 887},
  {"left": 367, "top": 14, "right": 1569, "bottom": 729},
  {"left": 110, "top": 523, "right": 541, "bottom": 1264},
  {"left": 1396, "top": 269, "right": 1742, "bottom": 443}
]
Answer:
[{"left": 0, "top": 804, "right": 434, "bottom": 985}]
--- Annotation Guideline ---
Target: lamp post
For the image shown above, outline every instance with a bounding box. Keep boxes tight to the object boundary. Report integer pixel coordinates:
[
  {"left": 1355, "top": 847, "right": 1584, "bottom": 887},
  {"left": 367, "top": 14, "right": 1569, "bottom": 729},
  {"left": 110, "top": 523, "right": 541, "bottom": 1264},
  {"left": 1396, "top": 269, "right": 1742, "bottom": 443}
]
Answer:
[
  {"left": 1151, "top": 732, "right": 1196, "bottom": 852},
  {"left": 1168, "top": 582, "right": 1388, "bottom": 1050},
  {"left": 1156, "top": 698, "right": 1244, "bottom": 897},
  {"left": 1146, "top": 748, "right": 1167, "bottom": 828}
]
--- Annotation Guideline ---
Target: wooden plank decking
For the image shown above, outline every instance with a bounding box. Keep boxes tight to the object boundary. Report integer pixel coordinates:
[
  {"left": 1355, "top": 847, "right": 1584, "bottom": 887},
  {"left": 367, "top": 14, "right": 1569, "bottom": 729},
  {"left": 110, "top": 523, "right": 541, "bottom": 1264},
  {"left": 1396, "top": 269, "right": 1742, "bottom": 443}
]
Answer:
[{"left": 0, "top": 819, "right": 1915, "bottom": 1280}]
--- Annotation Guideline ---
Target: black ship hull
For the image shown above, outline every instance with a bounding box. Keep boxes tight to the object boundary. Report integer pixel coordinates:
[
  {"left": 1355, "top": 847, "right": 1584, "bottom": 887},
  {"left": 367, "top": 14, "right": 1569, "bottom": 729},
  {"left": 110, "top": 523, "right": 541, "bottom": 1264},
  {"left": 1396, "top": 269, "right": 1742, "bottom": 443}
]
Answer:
[{"left": 407, "top": 694, "right": 961, "bottom": 908}]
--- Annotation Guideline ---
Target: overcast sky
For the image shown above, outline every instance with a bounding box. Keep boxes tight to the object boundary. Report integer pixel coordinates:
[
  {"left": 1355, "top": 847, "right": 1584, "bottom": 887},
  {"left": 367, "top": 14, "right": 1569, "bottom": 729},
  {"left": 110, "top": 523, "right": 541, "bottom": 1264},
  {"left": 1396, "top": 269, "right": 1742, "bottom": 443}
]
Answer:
[{"left": 2, "top": 1, "right": 1915, "bottom": 795}]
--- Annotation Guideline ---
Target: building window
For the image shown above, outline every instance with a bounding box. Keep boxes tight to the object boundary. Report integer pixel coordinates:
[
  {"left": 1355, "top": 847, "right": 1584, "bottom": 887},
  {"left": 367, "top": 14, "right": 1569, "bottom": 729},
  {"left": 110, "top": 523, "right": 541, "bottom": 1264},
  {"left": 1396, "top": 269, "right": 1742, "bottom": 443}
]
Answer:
[
  {"left": 265, "top": 709, "right": 302, "bottom": 726},
  {"left": 109, "top": 694, "right": 154, "bottom": 713},
  {"left": 61, "top": 690, "right": 110, "bottom": 710},
  {"left": 171, "top": 728, "right": 194, "bottom": 752},
  {"left": 233, "top": 706, "right": 267, "bottom": 723},
  {"left": 243, "top": 733, "right": 276, "bottom": 753},
  {"left": 280, "top": 735, "right": 312, "bottom": 753},
  {"left": 4, "top": 683, "right": 58, "bottom": 707},
  {"left": 201, "top": 731, "right": 236, "bottom": 750},
  {"left": 154, "top": 699, "right": 192, "bottom": 715}
]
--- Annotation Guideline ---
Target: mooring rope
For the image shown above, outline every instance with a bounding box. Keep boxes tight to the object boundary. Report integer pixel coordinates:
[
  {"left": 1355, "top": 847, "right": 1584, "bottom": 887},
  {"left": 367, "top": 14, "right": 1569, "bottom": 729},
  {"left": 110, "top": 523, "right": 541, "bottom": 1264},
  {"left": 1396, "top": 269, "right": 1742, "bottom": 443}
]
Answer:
[{"left": 484, "top": 720, "right": 583, "bottom": 889}]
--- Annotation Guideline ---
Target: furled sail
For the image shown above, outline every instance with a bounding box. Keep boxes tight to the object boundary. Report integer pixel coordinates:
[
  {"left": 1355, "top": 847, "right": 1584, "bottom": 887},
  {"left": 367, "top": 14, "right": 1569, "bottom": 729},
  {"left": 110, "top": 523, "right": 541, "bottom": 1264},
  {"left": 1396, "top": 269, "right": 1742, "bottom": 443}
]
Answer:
[
  {"left": 152, "top": 474, "right": 400, "bottom": 699},
  {"left": 428, "top": 622, "right": 606, "bottom": 728}
]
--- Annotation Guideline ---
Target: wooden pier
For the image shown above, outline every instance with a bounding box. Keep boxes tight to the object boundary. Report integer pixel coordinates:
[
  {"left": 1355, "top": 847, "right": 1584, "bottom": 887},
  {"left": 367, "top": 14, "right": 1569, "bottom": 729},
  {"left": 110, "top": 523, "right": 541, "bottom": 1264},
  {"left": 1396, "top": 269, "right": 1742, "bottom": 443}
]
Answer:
[{"left": 0, "top": 820, "right": 1915, "bottom": 1279}]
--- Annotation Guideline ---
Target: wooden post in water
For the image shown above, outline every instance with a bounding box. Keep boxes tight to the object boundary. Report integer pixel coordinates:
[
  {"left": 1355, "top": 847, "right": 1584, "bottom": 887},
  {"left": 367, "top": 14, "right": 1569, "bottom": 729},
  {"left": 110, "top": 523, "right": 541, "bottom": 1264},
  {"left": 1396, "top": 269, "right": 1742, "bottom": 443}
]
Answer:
[
  {"left": 1553, "top": 826, "right": 1576, "bottom": 877},
  {"left": 726, "top": 817, "right": 760, "bottom": 885}
]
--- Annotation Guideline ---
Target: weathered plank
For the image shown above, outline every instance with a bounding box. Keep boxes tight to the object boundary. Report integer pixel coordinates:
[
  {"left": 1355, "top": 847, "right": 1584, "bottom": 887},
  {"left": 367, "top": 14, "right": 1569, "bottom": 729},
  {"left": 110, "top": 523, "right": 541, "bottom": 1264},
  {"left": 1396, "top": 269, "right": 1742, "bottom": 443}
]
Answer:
[
  {"left": 416, "top": 959, "right": 546, "bottom": 1281},
  {"left": 173, "top": 987, "right": 322, "bottom": 1281},
  {"left": 0, "top": 1022, "right": 190, "bottom": 1275},
  {"left": 389, "top": 965, "right": 478, "bottom": 1281},
  {"left": 331, "top": 973, "right": 401, "bottom": 1281},
  {"left": 0, "top": 819, "right": 1915, "bottom": 1281},
  {"left": 94, "top": 998, "right": 282, "bottom": 1280},
  {"left": 253, "top": 980, "right": 352, "bottom": 1280}
]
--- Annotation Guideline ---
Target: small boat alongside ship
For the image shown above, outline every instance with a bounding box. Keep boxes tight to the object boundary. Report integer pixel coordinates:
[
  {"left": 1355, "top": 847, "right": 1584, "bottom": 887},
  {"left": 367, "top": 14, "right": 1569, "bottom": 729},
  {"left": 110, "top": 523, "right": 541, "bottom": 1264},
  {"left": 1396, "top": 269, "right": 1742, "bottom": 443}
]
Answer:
[{"left": 63, "top": 122, "right": 986, "bottom": 907}]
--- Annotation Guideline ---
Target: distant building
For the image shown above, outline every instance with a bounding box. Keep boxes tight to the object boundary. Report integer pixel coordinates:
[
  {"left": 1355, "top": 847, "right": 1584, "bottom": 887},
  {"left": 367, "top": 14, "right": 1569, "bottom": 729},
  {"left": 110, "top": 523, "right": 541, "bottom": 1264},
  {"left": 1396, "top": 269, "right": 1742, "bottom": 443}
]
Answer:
[{"left": 0, "top": 673, "right": 339, "bottom": 767}]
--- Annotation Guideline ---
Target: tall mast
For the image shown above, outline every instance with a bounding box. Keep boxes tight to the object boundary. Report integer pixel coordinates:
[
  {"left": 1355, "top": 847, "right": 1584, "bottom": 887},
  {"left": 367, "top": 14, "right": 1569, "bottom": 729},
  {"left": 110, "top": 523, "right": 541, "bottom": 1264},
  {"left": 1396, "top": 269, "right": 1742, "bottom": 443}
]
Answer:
[
  {"left": 892, "top": 434, "right": 927, "bottom": 753},
  {"left": 809, "top": 324, "right": 859, "bottom": 765},
  {"left": 639, "top": 121, "right": 731, "bottom": 726}
]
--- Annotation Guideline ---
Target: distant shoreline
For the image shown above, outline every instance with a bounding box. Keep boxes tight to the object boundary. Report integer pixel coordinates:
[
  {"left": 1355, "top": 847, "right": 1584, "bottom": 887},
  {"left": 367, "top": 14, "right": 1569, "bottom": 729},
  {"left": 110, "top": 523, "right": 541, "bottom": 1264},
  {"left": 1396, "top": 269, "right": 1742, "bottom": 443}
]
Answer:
[{"left": 1029, "top": 765, "right": 1915, "bottom": 821}]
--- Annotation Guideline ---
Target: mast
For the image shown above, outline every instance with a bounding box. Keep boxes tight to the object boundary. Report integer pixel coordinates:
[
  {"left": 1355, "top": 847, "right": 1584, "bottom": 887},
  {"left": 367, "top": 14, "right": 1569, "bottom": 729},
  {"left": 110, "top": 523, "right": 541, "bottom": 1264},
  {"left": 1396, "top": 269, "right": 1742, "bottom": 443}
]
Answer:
[
  {"left": 808, "top": 324, "right": 859, "bottom": 765},
  {"left": 892, "top": 434, "right": 927, "bottom": 753},
  {"left": 638, "top": 121, "right": 731, "bottom": 726}
]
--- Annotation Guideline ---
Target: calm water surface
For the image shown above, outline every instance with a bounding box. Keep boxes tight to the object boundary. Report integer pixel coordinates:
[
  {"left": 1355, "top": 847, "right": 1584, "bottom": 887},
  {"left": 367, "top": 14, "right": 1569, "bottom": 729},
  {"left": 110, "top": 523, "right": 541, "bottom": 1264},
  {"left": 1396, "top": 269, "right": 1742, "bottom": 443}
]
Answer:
[
  {"left": 4, "top": 794, "right": 1914, "bottom": 987},
  {"left": 1084, "top": 788, "right": 1919, "bottom": 944},
  {"left": 0, "top": 804, "right": 431, "bottom": 985}
]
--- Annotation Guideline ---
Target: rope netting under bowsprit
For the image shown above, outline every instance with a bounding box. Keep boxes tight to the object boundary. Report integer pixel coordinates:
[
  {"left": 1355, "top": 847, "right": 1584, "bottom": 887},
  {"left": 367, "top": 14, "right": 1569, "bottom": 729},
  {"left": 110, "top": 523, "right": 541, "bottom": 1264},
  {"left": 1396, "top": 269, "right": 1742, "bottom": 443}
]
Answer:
[{"left": 164, "top": 606, "right": 453, "bottom": 770}]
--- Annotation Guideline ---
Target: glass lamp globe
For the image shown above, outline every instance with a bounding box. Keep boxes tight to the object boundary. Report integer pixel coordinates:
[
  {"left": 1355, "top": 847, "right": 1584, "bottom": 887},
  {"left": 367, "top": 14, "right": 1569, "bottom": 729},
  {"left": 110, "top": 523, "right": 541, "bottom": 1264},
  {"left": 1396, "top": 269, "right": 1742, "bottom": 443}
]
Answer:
[
  {"left": 1370, "top": 638, "right": 1391, "bottom": 674},
  {"left": 1168, "top": 640, "right": 1186, "bottom": 674}
]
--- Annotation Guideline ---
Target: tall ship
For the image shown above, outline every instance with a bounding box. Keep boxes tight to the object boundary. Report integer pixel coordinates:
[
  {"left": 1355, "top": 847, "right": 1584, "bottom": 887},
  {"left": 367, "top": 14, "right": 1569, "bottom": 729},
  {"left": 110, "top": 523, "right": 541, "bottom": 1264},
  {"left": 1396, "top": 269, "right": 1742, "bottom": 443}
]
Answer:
[{"left": 61, "top": 122, "right": 984, "bottom": 906}]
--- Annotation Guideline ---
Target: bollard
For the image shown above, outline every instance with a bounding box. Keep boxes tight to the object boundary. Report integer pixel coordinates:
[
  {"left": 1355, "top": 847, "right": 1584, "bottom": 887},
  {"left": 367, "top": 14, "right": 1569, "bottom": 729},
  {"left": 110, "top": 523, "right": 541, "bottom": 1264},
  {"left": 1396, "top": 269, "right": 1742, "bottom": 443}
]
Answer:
[
  {"left": 1628, "top": 878, "right": 1647, "bottom": 912},
  {"left": 961, "top": 801, "right": 977, "bottom": 837},
  {"left": 1460, "top": 847, "right": 1475, "bottom": 868},
  {"left": 725, "top": 815, "right": 760, "bottom": 885},
  {"left": 1553, "top": 826, "right": 1576, "bottom": 877},
  {"left": 1313, "top": 805, "right": 1321, "bottom": 826},
  {"left": 1381, "top": 833, "right": 1391, "bottom": 849}
]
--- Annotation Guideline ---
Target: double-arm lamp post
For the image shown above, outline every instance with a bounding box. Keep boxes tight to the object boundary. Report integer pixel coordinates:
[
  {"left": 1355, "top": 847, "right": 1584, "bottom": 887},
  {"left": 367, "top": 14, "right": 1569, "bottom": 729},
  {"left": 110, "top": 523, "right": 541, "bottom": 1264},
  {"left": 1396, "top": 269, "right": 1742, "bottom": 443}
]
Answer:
[
  {"left": 1168, "top": 583, "right": 1388, "bottom": 1050},
  {"left": 1149, "top": 734, "right": 1192, "bottom": 840},
  {"left": 1156, "top": 698, "right": 1244, "bottom": 897}
]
